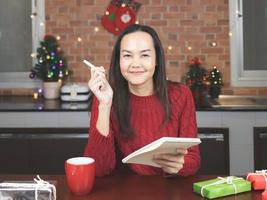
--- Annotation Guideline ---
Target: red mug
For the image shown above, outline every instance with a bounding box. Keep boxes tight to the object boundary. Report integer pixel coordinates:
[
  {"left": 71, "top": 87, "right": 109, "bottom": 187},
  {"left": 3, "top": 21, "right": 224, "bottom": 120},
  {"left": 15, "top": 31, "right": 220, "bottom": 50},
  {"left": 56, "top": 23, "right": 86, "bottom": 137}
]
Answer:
[{"left": 65, "top": 157, "right": 95, "bottom": 195}]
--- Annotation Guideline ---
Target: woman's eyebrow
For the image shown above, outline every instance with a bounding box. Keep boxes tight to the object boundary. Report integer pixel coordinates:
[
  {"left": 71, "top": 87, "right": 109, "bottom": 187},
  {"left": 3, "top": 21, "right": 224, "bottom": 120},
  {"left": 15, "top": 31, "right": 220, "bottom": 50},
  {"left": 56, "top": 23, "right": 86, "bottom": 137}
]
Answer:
[
  {"left": 121, "top": 49, "right": 132, "bottom": 53},
  {"left": 140, "top": 49, "right": 151, "bottom": 53},
  {"left": 121, "top": 49, "right": 152, "bottom": 53}
]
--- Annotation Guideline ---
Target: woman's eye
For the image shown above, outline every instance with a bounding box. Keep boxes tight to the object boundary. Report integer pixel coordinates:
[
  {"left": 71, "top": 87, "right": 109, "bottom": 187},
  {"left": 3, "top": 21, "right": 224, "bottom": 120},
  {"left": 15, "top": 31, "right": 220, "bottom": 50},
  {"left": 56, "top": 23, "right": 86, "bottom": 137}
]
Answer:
[
  {"left": 123, "top": 54, "right": 131, "bottom": 58},
  {"left": 141, "top": 54, "right": 150, "bottom": 58}
]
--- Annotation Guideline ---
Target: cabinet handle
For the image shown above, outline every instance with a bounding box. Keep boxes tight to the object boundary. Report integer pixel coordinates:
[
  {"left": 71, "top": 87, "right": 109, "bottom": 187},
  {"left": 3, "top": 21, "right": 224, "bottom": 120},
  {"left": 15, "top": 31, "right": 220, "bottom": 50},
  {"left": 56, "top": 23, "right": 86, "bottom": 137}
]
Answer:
[
  {"left": 0, "top": 133, "right": 29, "bottom": 139},
  {"left": 198, "top": 133, "right": 224, "bottom": 140},
  {"left": 30, "top": 133, "right": 88, "bottom": 139},
  {"left": 259, "top": 133, "right": 267, "bottom": 139},
  {"left": 0, "top": 133, "right": 87, "bottom": 139}
]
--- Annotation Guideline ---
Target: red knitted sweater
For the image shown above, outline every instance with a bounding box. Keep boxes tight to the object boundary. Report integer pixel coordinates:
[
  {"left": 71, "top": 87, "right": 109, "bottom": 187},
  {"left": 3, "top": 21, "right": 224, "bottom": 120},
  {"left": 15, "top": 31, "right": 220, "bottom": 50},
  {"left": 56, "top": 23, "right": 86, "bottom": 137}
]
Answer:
[{"left": 84, "top": 82, "right": 200, "bottom": 177}]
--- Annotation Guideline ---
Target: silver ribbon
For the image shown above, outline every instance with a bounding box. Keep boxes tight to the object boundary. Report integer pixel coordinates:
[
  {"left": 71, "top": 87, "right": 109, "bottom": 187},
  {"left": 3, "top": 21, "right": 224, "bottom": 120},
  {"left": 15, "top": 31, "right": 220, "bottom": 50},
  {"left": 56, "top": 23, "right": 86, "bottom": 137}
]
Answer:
[
  {"left": 34, "top": 175, "right": 56, "bottom": 200},
  {"left": 200, "top": 176, "right": 243, "bottom": 197},
  {"left": 0, "top": 175, "right": 56, "bottom": 200}
]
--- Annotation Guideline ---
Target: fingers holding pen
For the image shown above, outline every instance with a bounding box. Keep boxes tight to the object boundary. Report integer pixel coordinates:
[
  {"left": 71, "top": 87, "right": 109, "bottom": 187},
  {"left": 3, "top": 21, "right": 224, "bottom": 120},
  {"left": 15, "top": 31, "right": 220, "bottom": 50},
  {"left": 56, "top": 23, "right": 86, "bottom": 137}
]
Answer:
[
  {"left": 89, "top": 76, "right": 105, "bottom": 92},
  {"left": 88, "top": 66, "right": 111, "bottom": 95},
  {"left": 91, "top": 66, "right": 106, "bottom": 80}
]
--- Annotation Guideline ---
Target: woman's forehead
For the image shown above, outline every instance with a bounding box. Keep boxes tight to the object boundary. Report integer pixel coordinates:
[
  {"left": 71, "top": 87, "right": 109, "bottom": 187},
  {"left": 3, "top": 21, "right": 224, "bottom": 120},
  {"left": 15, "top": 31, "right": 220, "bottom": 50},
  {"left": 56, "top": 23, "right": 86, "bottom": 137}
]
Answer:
[{"left": 120, "top": 31, "right": 154, "bottom": 51}]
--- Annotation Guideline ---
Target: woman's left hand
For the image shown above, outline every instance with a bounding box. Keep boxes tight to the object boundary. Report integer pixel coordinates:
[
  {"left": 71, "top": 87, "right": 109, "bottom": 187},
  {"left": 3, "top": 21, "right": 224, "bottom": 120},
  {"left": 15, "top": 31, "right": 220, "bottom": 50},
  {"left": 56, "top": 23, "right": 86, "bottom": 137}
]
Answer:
[{"left": 152, "top": 148, "right": 188, "bottom": 175}]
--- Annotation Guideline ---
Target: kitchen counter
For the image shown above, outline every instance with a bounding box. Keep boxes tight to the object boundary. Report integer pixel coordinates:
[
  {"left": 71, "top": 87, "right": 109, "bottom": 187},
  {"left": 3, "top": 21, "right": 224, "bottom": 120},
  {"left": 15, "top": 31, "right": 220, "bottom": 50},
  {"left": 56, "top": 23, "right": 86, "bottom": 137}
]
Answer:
[
  {"left": 1, "top": 95, "right": 267, "bottom": 112},
  {"left": 0, "top": 96, "right": 91, "bottom": 112}
]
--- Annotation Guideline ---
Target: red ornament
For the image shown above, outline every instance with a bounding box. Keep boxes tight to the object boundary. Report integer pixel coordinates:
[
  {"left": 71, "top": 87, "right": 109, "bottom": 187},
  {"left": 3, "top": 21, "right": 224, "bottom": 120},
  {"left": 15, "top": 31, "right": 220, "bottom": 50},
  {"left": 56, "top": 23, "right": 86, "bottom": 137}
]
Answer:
[
  {"left": 189, "top": 59, "right": 195, "bottom": 65},
  {"left": 114, "top": 6, "right": 136, "bottom": 31},
  {"left": 43, "top": 35, "right": 56, "bottom": 42},
  {"left": 196, "top": 58, "right": 202, "bottom": 65},
  {"left": 102, "top": 0, "right": 141, "bottom": 35},
  {"left": 102, "top": 3, "right": 120, "bottom": 35},
  {"left": 29, "top": 72, "right": 36, "bottom": 79}
]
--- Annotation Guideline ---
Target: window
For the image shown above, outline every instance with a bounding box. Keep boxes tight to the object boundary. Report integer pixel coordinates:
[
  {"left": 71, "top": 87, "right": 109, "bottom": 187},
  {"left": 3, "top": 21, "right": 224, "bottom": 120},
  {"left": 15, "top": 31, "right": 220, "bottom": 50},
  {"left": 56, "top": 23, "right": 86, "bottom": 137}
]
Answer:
[
  {"left": 229, "top": 0, "right": 267, "bottom": 87},
  {"left": 0, "top": 0, "right": 44, "bottom": 88}
]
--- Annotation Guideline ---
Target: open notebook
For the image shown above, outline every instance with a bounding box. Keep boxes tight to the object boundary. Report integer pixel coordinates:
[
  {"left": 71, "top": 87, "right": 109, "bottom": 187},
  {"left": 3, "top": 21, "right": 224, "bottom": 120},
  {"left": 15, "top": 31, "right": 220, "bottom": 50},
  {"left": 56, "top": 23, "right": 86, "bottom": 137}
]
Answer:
[{"left": 122, "top": 137, "right": 201, "bottom": 167}]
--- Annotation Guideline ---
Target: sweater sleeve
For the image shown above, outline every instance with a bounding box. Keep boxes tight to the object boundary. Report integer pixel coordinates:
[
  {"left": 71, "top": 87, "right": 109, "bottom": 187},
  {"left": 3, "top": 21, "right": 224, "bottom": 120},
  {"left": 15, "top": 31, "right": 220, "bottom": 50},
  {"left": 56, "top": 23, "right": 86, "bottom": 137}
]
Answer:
[
  {"left": 84, "top": 96, "right": 116, "bottom": 177},
  {"left": 176, "top": 85, "right": 201, "bottom": 176}
]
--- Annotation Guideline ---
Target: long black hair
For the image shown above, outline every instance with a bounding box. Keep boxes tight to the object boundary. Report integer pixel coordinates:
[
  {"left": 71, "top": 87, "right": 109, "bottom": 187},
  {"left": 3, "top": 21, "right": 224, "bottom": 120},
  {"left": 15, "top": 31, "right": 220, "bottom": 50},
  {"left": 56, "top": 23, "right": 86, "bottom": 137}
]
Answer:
[{"left": 109, "top": 24, "right": 170, "bottom": 138}]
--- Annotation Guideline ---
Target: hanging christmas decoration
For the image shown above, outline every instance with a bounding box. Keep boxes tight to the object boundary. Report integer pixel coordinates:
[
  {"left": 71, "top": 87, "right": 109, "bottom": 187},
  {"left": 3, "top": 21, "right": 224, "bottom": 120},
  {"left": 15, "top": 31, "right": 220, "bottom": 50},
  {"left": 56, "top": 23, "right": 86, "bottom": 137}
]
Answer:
[{"left": 102, "top": 0, "right": 141, "bottom": 35}]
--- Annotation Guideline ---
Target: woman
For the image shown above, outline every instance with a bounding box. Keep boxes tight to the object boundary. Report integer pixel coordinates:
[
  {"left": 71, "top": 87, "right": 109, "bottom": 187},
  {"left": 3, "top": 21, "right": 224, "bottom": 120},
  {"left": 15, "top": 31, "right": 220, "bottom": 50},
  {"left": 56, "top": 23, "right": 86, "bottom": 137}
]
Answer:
[{"left": 84, "top": 24, "right": 200, "bottom": 177}]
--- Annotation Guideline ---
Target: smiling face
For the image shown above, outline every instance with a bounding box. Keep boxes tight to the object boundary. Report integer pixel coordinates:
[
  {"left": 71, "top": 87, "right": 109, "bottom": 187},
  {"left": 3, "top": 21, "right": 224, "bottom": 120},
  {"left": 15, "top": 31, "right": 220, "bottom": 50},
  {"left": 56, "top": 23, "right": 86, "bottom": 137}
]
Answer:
[{"left": 120, "top": 31, "right": 156, "bottom": 95}]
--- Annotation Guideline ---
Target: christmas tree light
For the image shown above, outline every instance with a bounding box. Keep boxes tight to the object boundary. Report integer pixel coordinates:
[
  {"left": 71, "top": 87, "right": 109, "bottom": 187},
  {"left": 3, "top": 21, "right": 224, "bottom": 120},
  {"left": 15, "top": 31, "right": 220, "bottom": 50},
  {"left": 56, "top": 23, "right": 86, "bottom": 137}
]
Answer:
[
  {"left": 29, "top": 35, "right": 69, "bottom": 82},
  {"left": 208, "top": 65, "right": 223, "bottom": 99}
]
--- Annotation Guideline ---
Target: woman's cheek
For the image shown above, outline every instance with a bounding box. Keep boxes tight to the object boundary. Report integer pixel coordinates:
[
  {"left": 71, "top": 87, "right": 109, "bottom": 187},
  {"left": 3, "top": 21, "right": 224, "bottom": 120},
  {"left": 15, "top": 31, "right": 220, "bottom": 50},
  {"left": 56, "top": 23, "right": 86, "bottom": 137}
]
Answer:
[{"left": 120, "top": 59, "right": 129, "bottom": 73}]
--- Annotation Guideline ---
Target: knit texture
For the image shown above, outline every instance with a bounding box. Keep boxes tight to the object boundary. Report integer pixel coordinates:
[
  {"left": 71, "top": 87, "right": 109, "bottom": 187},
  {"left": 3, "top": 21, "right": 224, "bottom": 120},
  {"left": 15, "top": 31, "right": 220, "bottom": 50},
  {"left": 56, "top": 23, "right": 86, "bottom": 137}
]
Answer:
[{"left": 84, "top": 82, "right": 200, "bottom": 177}]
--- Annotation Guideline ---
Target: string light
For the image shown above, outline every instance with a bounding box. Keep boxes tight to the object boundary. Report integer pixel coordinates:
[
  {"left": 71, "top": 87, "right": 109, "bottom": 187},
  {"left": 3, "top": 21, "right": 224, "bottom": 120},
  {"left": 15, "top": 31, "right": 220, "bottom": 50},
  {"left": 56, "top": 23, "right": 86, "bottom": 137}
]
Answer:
[
  {"left": 33, "top": 92, "right": 38, "bottom": 99},
  {"left": 228, "top": 6, "right": 243, "bottom": 38},
  {"left": 210, "top": 41, "right": 217, "bottom": 47},
  {"left": 121, "top": 3, "right": 126, "bottom": 7},
  {"left": 235, "top": 10, "right": 242, "bottom": 17},
  {"left": 187, "top": 46, "right": 192, "bottom": 51},
  {"left": 105, "top": 11, "right": 109, "bottom": 15},
  {"left": 31, "top": 53, "right": 36, "bottom": 58},
  {"left": 56, "top": 35, "right": 61, "bottom": 40},
  {"left": 168, "top": 46, "right": 173, "bottom": 50},
  {"left": 94, "top": 27, "right": 99, "bottom": 32},
  {"left": 77, "top": 37, "right": 82, "bottom": 42},
  {"left": 30, "top": 12, "right": 37, "bottom": 19},
  {"left": 135, "top": 21, "right": 139, "bottom": 24}
]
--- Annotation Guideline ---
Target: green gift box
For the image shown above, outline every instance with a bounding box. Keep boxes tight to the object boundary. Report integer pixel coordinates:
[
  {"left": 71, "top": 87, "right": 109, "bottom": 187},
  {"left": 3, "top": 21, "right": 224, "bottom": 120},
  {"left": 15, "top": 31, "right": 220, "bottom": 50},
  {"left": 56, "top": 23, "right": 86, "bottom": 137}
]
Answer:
[{"left": 193, "top": 176, "right": 251, "bottom": 199}]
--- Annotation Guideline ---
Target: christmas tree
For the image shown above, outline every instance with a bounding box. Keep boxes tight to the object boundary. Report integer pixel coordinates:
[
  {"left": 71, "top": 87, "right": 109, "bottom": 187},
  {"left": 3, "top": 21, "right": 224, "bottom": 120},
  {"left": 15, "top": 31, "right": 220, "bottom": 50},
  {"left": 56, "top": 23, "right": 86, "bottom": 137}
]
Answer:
[
  {"left": 208, "top": 65, "right": 223, "bottom": 99},
  {"left": 185, "top": 57, "right": 208, "bottom": 92},
  {"left": 29, "top": 35, "right": 69, "bottom": 82}
]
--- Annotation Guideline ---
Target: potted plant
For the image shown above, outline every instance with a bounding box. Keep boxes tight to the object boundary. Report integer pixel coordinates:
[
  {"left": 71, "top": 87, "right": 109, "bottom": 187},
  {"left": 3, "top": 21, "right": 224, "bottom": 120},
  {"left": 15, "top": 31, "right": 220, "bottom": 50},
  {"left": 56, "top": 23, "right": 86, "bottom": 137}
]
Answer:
[
  {"left": 185, "top": 57, "right": 208, "bottom": 107},
  {"left": 29, "top": 35, "right": 69, "bottom": 99}
]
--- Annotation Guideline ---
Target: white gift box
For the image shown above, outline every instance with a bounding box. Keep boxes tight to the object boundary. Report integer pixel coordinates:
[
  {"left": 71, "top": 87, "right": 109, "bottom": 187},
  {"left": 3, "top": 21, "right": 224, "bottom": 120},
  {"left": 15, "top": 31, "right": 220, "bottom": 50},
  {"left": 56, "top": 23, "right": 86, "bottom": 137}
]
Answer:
[
  {"left": 60, "top": 83, "right": 91, "bottom": 101},
  {"left": 0, "top": 176, "right": 56, "bottom": 200}
]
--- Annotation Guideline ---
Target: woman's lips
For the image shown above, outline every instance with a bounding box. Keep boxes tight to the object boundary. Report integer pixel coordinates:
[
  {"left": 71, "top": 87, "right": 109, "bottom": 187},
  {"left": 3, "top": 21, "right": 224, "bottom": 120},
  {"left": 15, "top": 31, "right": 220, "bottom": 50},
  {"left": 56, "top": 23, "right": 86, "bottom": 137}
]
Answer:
[{"left": 129, "top": 70, "right": 146, "bottom": 74}]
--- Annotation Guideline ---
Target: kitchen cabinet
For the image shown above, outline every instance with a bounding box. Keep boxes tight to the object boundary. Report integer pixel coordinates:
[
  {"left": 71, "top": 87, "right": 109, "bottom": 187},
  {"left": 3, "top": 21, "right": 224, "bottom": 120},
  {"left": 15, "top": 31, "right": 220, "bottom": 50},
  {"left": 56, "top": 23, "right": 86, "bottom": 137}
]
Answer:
[
  {"left": 1, "top": 94, "right": 267, "bottom": 175},
  {"left": 0, "top": 128, "right": 88, "bottom": 174},
  {"left": 0, "top": 127, "right": 230, "bottom": 175},
  {"left": 254, "top": 127, "right": 267, "bottom": 170},
  {"left": 197, "top": 128, "right": 229, "bottom": 175}
]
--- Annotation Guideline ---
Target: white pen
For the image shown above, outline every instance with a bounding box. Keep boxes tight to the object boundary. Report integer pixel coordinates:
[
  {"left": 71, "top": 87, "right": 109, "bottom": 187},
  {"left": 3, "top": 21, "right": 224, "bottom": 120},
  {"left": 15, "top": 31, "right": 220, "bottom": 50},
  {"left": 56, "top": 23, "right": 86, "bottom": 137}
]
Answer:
[{"left": 83, "top": 59, "right": 96, "bottom": 69}]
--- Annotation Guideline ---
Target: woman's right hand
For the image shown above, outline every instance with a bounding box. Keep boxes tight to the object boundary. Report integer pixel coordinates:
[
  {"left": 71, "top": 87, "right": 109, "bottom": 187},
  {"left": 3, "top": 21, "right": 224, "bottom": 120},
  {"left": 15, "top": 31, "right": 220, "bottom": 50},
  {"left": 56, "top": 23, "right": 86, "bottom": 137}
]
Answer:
[{"left": 88, "top": 66, "right": 113, "bottom": 106}]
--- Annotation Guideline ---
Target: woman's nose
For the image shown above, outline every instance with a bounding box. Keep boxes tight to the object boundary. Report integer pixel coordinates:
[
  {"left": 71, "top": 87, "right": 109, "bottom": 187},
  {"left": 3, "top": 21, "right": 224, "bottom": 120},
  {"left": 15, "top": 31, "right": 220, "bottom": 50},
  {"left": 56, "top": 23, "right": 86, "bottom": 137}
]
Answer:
[
  {"left": 131, "top": 58, "right": 141, "bottom": 68},
  {"left": 131, "top": 63, "right": 141, "bottom": 68}
]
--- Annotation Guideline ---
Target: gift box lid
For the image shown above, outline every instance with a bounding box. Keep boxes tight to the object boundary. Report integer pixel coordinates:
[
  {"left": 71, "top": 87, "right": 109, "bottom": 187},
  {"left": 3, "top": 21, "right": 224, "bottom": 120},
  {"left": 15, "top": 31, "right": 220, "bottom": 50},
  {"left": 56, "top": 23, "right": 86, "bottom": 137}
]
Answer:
[
  {"left": 61, "top": 83, "right": 89, "bottom": 94},
  {"left": 247, "top": 170, "right": 267, "bottom": 190}
]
